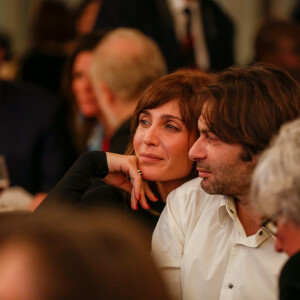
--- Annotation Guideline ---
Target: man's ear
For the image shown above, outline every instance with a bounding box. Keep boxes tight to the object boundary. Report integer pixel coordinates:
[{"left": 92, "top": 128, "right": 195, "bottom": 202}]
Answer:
[{"left": 98, "top": 80, "right": 116, "bottom": 107}]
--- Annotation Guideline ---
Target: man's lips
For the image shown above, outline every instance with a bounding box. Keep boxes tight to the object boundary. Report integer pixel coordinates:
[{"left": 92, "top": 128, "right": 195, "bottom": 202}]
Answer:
[
  {"left": 196, "top": 168, "right": 211, "bottom": 178},
  {"left": 139, "top": 153, "right": 163, "bottom": 162}
]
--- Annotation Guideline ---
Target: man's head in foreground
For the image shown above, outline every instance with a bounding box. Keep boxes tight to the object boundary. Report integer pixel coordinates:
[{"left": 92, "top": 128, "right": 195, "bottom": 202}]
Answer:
[{"left": 251, "top": 118, "right": 300, "bottom": 256}]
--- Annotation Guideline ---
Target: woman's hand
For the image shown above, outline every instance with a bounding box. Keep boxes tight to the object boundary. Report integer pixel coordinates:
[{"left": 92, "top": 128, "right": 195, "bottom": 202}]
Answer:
[{"left": 103, "top": 152, "right": 157, "bottom": 210}]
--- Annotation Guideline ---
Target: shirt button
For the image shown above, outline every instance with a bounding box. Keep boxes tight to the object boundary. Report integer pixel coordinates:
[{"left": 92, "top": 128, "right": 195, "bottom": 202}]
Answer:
[
  {"left": 228, "top": 283, "right": 234, "bottom": 289},
  {"left": 259, "top": 231, "right": 263, "bottom": 236}
]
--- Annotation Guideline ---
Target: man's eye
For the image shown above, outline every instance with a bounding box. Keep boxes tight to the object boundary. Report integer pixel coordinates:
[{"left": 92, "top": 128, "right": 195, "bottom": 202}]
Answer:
[
  {"left": 207, "top": 135, "right": 217, "bottom": 141},
  {"left": 139, "top": 119, "right": 149, "bottom": 125}
]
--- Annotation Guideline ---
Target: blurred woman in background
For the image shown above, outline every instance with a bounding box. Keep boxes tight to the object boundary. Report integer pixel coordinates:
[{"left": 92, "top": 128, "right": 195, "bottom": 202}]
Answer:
[{"left": 61, "top": 31, "right": 107, "bottom": 156}]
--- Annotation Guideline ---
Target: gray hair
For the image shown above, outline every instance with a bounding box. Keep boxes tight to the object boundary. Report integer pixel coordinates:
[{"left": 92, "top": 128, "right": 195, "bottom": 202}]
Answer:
[
  {"left": 90, "top": 28, "right": 167, "bottom": 101},
  {"left": 251, "top": 118, "right": 300, "bottom": 224}
]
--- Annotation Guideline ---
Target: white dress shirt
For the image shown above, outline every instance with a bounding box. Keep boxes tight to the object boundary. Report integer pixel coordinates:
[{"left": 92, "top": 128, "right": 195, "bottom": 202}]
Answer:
[
  {"left": 166, "top": 0, "right": 210, "bottom": 70},
  {"left": 152, "top": 177, "right": 288, "bottom": 300}
]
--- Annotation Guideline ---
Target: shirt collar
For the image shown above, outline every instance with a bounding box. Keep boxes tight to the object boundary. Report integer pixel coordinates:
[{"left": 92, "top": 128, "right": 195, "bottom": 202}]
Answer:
[
  {"left": 217, "top": 196, "right": 276, "bottom": 245},
  {"left": 217, "top": 196, "right": 235, "bottom": 228}
]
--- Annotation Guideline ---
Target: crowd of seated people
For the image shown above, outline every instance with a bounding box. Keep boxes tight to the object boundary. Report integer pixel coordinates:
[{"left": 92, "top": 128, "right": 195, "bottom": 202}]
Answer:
[{"left": 1, "top": 0, "right": 300, "bottom": 299}]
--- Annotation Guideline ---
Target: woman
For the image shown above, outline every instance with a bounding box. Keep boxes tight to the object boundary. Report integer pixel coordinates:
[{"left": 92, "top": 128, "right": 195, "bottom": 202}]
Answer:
[
  {"left": 62, "top": 31, "right": 107, "bottom": 155},
  {"left": 37, "top": 70, "right": 213, "bottom": 231}
]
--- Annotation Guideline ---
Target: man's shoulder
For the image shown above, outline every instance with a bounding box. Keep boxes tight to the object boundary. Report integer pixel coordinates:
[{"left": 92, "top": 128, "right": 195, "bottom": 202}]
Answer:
[
  {"left": 167, "top": 177, "right": 223, "bottom": 209},
  {"left": 172, "top": 177, "right": 202, "bottom": 194}
]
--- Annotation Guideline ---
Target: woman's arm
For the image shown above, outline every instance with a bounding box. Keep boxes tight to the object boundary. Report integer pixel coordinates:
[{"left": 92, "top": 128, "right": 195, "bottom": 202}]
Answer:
[{"left": 35, "top": 151, "right": 157, "bottom": 212}]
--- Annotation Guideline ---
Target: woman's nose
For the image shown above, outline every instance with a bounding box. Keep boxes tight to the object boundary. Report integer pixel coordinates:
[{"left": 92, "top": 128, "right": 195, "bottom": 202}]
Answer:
[{"left": 143, "top": 126, "right": 159, "bottom": 146}]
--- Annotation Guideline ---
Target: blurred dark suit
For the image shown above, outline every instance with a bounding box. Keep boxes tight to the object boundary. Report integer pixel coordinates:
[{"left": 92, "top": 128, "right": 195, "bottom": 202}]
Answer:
[
  {"left": 279, "top": 251, "right": 300, "bottom": 300},
  {"left": 94, "top": 0, "right": 235, "bottom": 72},
  {"left": 0, "top": 80, "right": 72, "bottom": 194}
]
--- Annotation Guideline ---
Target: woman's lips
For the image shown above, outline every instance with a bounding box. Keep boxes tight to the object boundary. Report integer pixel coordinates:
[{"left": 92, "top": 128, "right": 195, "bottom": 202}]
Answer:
[{"left": 139, "top": 153, "right": 163, "bottom": 162}]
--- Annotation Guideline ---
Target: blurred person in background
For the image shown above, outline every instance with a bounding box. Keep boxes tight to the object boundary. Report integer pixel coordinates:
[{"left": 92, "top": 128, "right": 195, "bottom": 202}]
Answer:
[
  {"left": 251, "top": 118, "right": 300, "bottom": 300},
  {"left": 74, "top": 0, "right": 102, "bottom": 36},
  {"left": 61, "top": 31, "right": 107, "bottom": 156},
  {"left": 0, "top": 78, "right": 71, "bottom": 199},
  {"left": 93, "top": 0, "right": 235, "bottom": 72},
  {"left": 0, "top": 31, "right": 17, "bottom": 81},
  {"left": 17, "top": 0, "right": 76, "bottom": 94},
  {"left": 292, "top": 0, "right": 300, "bottom": 24},
  {"left": 90, "top": 27, "right": 167, "bottom": 154},
  {"left": 254, "top": 18, "right": 300, "bottom": 83},
  {"left": 0, "top": 205, "right": 168, "bottom": 300}
]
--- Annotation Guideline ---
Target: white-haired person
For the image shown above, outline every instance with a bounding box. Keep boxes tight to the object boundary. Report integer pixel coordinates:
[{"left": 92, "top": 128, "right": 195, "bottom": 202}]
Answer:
[{"left": 251, "top": 118, "right": 300, "bottom": 300}]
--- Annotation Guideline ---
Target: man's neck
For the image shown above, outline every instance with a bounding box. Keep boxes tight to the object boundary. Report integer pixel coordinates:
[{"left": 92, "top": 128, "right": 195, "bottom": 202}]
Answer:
[
  {"left": 100, "top": 99, "right": 137, "bottom": 138},
  {"left": 235, "top": 197, "right": 261, "bottom": 236}
]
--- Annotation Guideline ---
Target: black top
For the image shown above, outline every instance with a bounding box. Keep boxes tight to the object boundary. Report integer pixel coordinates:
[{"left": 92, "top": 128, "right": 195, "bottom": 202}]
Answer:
[
  {"left": 109, "top": 118, "right": 132, "bottom": 154},
  {"left": 36, "top": 151, "right": 165, "bottom": 233},
  {"left": 279, "top": 250, "right": 300, "bottom": 300}
]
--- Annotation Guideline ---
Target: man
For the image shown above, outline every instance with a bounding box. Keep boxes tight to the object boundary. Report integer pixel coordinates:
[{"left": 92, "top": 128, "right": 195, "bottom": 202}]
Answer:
[
  {"left": 90, "top": 27, "right": 167, "bottom": 154},
  {"left": 152, "top": 64, "right": 300, "bottom": 299},
  {"left": 251, "top": 118, "right": 300, "bottom": 300},
  {"left": 93, "top": 0, "right": 234, "bottom": 72},
  {"left": 254, "top": 19, "right": 300, "bottom": 83}
]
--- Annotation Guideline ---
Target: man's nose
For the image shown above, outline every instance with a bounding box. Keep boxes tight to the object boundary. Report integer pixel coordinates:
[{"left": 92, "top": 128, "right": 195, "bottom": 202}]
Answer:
[{"left": 188, "top": 136, "right": 207, "bottom": 161}]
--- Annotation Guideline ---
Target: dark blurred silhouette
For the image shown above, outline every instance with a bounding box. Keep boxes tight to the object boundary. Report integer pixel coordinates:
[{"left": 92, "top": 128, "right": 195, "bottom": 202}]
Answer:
[
  {"left": 254, "top": 18, "right": 300, "bottom": 83},
  {"left": 292, "top": 0, "right": 300, "bottom": 24},
  {"left": 17, "top": 0, "right": 76, "bottom": 94},
  {"left": 0, "top": 31, "right": 17, "bottom": 80},
  {"left": 74, "top": 0, "right": 102, "bottom": 35},
  {"left": 93, "top": 0, "right": 235, "bottom": 72},
  {"left": 0, "top": 79, "right": 70, "bottom": 195}
]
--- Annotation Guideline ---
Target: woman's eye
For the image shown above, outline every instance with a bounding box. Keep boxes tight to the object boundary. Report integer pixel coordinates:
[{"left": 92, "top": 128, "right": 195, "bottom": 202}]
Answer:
[{"left": 166, "top": 123, "right": 179, "bottom": 131}]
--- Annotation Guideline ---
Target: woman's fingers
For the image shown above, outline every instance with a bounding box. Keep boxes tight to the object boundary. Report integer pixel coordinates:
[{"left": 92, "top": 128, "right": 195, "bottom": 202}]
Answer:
[
  {"left": 143, "top": 182, "right": 158, "bottom": 202},
  {"left": 131, "top": 188, "right": 138, "bottom": 210},
  {"left": 138, "top": 183, "right": 150, "bottom": 210},
  {"left": 106, "top": 152, "right": 158, "bottom": 210},
  {"left": 102, "top": 173, "right": 132, "bottom": 193}
]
